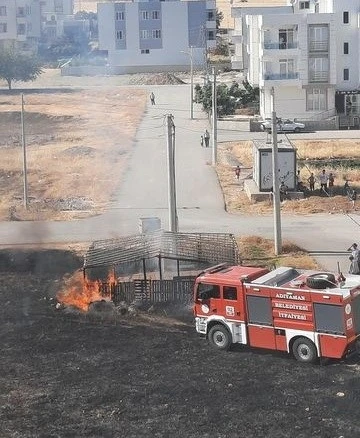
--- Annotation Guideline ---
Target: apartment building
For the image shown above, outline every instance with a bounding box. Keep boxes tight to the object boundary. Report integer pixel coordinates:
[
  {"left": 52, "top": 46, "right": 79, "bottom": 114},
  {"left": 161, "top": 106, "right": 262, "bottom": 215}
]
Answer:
[
  {"left": 98, "top": 0, "right": 217, "bottom": 73},
  {"left": 40, "top": 0, "right": 75, "bottom": 41},
  {"left": 0, "top": 0, "right": 41, "bottom": 52},
  {"left": 231, "top": 0, "right": 360, "bottom": 123},
  {"left": 0, "top": 0, "right": 76, "bottom": 52}
]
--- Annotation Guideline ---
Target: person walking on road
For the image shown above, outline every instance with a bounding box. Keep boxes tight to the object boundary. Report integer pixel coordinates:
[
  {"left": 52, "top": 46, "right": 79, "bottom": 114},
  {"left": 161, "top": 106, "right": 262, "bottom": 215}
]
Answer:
[
  {"left": 348, "top": 243, "right": 360, "bottom": 274},
  {"left": 204, "top": 129, "right": 210, "bottom": 148},
  {"left": 150, "top": 92, "right": 156, "bottom": 105},
  {"left": 235, "top": 166, "right": 241, "bottom": 180}
]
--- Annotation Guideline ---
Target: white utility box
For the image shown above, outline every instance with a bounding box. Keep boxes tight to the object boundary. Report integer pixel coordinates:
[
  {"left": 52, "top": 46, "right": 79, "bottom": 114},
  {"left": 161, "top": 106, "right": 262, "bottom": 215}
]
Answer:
[{"left": 253, "top": 140, "right": 297, "bottom": 191}]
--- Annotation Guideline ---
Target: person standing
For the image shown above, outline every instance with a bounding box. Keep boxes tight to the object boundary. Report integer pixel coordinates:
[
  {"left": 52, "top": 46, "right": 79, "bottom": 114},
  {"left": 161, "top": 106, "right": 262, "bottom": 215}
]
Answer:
[
  {"left": 150, "top": 92, "right": 155, "bottom": 105},
  {"left": 319, "top": 169, "right": 328, "bottom": 194},
  {"left": 204, "top": 129, "right": 210, "bottom": 147},
  {"left": 348, "top": 243, "right": 360, "bottom": 274},
  {"left": 328, "top": 172, "right": 335, "bottom": 196},
  {"left": 307, "top": 173, "right": 315, "bottom": 192},
  {"left": 235, "top": 166, "right": 241, "bottom": 180}
]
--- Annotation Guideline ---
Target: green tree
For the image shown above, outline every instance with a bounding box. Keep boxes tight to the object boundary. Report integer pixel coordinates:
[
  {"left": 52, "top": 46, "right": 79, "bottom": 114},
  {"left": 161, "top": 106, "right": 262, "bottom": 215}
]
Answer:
[
  {"left": 0, "top": 48, "right": 43, "bottom": 89},
  {"left": 216, "top": 10, "right": 224, "bottom": 29},
  {"left": 195, "top": 80, "right": 259, "bottom": 117}
]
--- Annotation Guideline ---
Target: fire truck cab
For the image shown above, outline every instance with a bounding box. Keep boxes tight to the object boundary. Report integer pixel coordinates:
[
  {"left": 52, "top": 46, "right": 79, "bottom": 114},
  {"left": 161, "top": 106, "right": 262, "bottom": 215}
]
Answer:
[{"left": 193, "top": 264, "right": 360, "bottom": 363}]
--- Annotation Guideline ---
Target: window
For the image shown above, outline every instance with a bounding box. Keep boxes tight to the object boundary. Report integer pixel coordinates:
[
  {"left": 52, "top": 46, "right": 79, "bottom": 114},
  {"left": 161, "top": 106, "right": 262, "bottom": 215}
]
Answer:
[
  {"left": 223, "top": 286, "right": 237, "bottom": 301},
  {"left": 152, "top": 29, "right": 161, "bottom": 39},
  {"left": 344, "top": 68, "right": 349, "bottom": 81},
  {"left": 116, "top": 11, "right": 124, "bottom": 20},
  {"left": 279, "top": 58, "right": 295, "bottom": 78},
  {"left": 208, "top": 30, "right": 215, "bottom": 41},
  {"left": 140, "top": 29, "right": 150, "bottom": 39},
  {"left": 0, "top": 23, "right": 7, "bottom": 33},
  {"left": 141, "top": 49, "right": 150, "bottom": 54},
  {"left": 343, "top": 11, "right": 349, "bottom": 24},
  {"left": 152, "top": 10, "right": 160, "bottom": 19},
  {"left": 17, "top": 23, "right": 26, "bottom": 35},
  {"left": 279, "top": 28, "right": 295, "bottom": 49},
  {"left": 300, "top": 1, "right": 310, "bottom": 9},
  {"left": 307, "top": 88, "right": 327, "bottom": 111},
  {"left": 196, "top": 283, "right": 220, "bottom": 300},
  {"left": 0, "top": 6, "right": 6, "bottom": 16},
  {"left": 17, "top": 7, "right": 25, "bottom": 17},
  {"left": 207, "top": 11, "right": 214, "bottom": 21},
  {"left": 54, "top": 0, "right": 63, "bottom": 13},
  {"left": 309, "top": 57, "right": 329, "bottom": 82},
  {"left": 344, "top": 42, "right": 349, "bottom": 54},
  {"left": 140, "top": 11, "right": 149, "bottom": 20},
  {"left": 116, "top": 30, "right": 123, "bottom": 40},
  {"left": 308, "top": 25, "right": 329, "bottom": 51}
]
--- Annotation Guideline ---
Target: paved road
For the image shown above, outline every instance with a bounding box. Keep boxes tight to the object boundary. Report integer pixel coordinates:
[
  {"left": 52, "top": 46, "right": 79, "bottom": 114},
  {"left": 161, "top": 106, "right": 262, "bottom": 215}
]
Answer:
[{"left": 1, "top": 84, "right": 360, "bottom": 273}]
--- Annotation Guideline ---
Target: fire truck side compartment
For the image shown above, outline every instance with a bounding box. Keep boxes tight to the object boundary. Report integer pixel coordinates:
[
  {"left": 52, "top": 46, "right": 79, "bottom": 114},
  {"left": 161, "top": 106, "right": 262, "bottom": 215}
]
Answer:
[
  {"left": 353, "top": 295, "right": 360, "bottom": 335},
  {"left": 313, "top": 303, "right": 345, "bottom": 335}
]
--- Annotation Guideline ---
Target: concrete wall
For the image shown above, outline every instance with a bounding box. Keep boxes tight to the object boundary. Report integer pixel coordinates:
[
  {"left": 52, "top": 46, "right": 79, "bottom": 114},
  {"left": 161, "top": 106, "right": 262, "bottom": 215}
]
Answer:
[
  {"left": 61, "top": 64, "right": 194, "bottom": 75},
  {"left": 249, "top": 117, "right": 339, "bottom": 132}
]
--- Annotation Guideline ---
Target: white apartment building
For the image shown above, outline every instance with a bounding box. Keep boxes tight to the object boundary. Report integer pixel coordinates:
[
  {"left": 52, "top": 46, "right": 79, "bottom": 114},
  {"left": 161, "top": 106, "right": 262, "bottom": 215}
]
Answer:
[
  {"left": 98, "top": 0, "right": 217, "bottom": 73},
  {"left": 40, "top": 0, "right": 75, "bottom": 40},
  {"left": 0, "top": 0, "right": 75, "bottom": 52},
  {"left": 231, "top": 0, "right": 360, "bottom": 123},
  {"left": 0, "top": 0, "right": 41, "bottom": 52}
]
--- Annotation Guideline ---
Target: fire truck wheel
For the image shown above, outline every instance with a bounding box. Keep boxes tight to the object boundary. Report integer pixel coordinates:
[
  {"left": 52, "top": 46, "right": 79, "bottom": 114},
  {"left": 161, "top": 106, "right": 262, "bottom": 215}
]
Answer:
[
  {"left": 306, "top": 273, "right": 336, "bottom": 289},
  {"left": 208, "top": 324, "right": 232, "bottom": 351},
  {"left": 292, "top": 337, "right": 317, "bottom": 364}
]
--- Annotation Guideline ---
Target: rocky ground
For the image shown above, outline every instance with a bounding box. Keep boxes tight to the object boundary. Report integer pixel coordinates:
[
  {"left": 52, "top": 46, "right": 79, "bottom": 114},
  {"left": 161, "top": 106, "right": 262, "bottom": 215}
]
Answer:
[{"left": 1, "top": 249, "right": 360, "bottom": 437}]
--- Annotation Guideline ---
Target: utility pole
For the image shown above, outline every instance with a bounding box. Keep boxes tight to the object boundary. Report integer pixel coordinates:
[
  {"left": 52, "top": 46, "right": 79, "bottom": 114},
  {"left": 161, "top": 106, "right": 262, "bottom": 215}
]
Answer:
[
  {"left": 21, "top": 94, "right": 28, "bottom": 209},
  {"left": 211, "top": 67, "right": 217, "bottom": 166},
  {"left": 190, "top": 45, "right": 194, "bottom": 120},
  {"left": 166, "top": 114, "right": 178, "bottom": 232},
  {"left": 271, "top": 87, "right": 282, "bottom": 255}
]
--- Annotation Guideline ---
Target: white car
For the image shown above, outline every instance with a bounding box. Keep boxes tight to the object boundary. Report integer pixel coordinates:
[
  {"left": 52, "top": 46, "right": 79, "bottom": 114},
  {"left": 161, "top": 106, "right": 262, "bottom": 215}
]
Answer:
[{"left": 261, "top": 118, "right": 305, "bottom": 133}]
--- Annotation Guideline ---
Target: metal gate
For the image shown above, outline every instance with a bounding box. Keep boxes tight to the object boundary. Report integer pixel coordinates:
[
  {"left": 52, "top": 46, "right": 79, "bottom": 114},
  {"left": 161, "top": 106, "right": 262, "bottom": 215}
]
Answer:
[{"left": 111, "top": 277, "right": 195, "bottom": 305}]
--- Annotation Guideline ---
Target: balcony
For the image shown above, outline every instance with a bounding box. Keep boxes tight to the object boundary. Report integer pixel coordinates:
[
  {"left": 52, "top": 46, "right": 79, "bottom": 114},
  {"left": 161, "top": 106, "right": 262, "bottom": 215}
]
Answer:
[
  {"left": 264, "top": 72, "right": 299, "bottom": 80},
  {"left": 309, "top": 71, "right": 329, "bottom": 83},
  {"left": 309, "top": 40, "right": 328, "bottom": 52},
  {"left": 230, "top": 30, "right": 243, "bottom": 43},
  {"left": 231, "top": 57, "right": 244, "bottom": 71},
  {"left": 263, "top": 42, "right": 298, "bottom": 50}
]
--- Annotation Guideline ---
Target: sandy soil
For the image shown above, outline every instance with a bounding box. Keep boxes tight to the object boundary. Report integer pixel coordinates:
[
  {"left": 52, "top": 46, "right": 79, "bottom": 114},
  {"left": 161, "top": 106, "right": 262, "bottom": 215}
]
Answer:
[{"left": 0, "top": 249, "right": 359, "bottom": 438}]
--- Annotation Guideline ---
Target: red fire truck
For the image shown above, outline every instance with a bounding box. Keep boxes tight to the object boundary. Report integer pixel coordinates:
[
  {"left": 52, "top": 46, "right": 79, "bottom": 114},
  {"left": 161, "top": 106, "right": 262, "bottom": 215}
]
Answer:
[{"left": 193, "top": 264, "right": 360, "bottom": 363}]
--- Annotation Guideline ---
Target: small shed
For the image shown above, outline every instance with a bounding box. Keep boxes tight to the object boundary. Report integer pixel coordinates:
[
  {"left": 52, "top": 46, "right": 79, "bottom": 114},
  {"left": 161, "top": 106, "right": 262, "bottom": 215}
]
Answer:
[{"left": 253, "top": 139, "right": 297, "bottom": 192}]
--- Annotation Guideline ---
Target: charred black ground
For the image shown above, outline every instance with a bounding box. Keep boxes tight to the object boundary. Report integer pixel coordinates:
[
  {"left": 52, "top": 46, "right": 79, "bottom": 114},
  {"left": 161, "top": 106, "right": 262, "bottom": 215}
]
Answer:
[{"left": 0, "top": 249, "right": 360, "bottom": 437}]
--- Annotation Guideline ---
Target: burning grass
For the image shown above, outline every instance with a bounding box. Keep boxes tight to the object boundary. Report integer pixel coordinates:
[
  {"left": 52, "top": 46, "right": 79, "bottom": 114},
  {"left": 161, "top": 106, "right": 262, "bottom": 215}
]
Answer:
[{"left": 57, "top": 270, "right": 115, "bottom": 311}]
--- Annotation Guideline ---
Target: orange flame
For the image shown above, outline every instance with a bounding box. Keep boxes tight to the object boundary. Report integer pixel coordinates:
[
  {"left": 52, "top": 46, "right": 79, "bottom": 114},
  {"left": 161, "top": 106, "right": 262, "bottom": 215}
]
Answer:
[{"left": 57, "top": 270, "right": 117, "bottom": 311}]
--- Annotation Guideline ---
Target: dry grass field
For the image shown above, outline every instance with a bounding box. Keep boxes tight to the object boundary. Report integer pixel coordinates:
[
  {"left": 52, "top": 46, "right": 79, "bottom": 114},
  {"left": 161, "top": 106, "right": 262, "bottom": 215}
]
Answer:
[
  {"left": 238, "top": 235, "right": 319, "bottom": 270},
  {"left": 218, "top": 139, "right": 360, "bottom": 215},
  {"left": 0, "top": 88, "right": 146, "bottom": 220}
]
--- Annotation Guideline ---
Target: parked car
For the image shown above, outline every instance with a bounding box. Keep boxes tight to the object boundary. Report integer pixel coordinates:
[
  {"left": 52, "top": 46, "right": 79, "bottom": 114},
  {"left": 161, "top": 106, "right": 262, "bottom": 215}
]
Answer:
[{"left": 261, "top": 118, "right": 305, "bottom": 133}]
